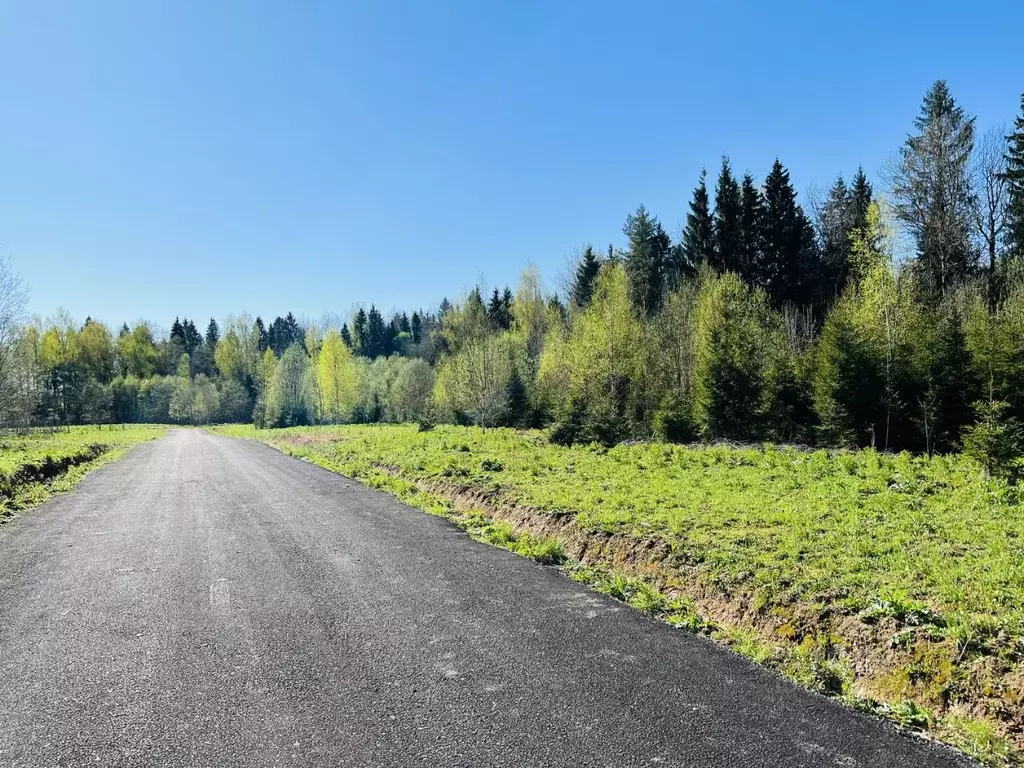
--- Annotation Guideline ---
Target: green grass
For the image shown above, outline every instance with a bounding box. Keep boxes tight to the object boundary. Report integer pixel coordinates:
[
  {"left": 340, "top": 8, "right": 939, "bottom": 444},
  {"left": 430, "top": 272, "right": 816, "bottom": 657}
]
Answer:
[
  {"left": 215, "top": 423, "right": 1024, "bottom": 765},
  {"left": 0, "top": 425, "right": 166, "bottom": 515}
]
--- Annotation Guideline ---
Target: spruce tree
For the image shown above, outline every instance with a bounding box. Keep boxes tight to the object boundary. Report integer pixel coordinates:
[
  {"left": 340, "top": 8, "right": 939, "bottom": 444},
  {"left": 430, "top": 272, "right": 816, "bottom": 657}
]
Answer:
[
  {"left": 682, "top": 170, "right": 715, "bottom": 268},
  {"left": 849, "top": 166, "right": 873, "bottom": 233},
  {"left": 410, "top": 312, "right": 422, "bottom": 344},
  {"left": 340, "top": 322, "right": 352, "bottom": 347},
  {"left": 170, "top": 318, "right": 184, "bottom": 347},
  {"left": 501, "top": 286, "right": 514, "bottom": 323},
  {"left": 738, "top": 173, "right": 765, "bottom": 284},
  {"left": 622, "top": 205, "right": 671, "bottom": 316},
  {"left": 179, "top": 319, "right": 202, "bottom": 353},
  {"left": 466, "top": 287, "right": 485, "bottom": 319},
  {"left": 283, "top": 312, "right": 301, "bottom": 346},
  {"left": 818, "top": 175, "right": 853, "bottom": 303},
  {"left": 267, "top": 313, "right": 302, "bottom": 354},
  {"left": 570, "top": 246, "right": 602, "bottom": 308},
  {"left": 893, "top": 80, "right": 977, "bottom": 297},
  {"left": 547, "top": 294, "right": 566, "bottom": 319},
  {"left": 252, "top": 317, "right": 268, "bottom": 352},
  {"left": 366, "top": 306, "right": 388, "bottom": 358},
  {"left": 488, "top": 288, "right": 508, "bottom": 330},
  {"left": 713, "top": 158, "right": 742, "bottom": 273},
  {"left": 351, "top": 309, "right": 368, "bottom": 356},
  {"left": 923, "top": 304, "right": 980, "bottom": 452},
  {"left": 205, "top": 318, "right": 220, "bottom": 348},
  {"left": 506, "top": 369, "right": 531, "bottom": 427},
  {"left": 1005, "top": 94, "right": 1024, "bottom": 260},
  {"left": 267, "top": 317, "right": 283, "bottom": 355},
  {"left": 761, "top": 159, "right": 821, "bottom": 309}
]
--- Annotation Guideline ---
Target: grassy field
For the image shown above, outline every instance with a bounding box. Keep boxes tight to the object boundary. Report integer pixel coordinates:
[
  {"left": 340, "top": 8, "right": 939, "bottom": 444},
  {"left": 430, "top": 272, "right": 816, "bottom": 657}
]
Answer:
[
  {"left": 0, "top": 425, "right": 166, "bottom": 515},
  {"left": 216, "top": 422, "right": 1024, "bottom": 765}
]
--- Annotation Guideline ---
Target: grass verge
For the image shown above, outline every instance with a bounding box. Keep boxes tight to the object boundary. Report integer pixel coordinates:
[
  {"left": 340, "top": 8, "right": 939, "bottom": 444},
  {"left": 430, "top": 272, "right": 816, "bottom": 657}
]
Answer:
[
  {"left": 214, "top": 423, "right": 1024, "bottom": 766},
  {"left": 0, "top": 425, "right": 167, "bottom": 517}
]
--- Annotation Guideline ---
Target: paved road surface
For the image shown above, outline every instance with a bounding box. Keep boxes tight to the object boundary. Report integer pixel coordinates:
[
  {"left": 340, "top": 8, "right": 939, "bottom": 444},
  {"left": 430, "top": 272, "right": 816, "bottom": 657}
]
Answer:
[{"left": 0, "top": 430, "right": 973, "bottom": 767}]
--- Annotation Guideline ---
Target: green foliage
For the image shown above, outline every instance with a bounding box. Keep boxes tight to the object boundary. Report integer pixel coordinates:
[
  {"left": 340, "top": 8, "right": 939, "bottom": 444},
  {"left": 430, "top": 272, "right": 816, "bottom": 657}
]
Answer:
[
  {"left": 814, "top": 209, "right": 928, "bottom": 450},
  {"left": 692, "top": 272, "right": 778, "bottom": 440},
  {"left": 570, "top": 246, "right": 602, "bottom": 309},
  {"left": 942, "top": 715, "right": 1018, "bottom": 767},
  {"left": 651, "top": 390, "right": 695, "bottom": 443},
  {"left": 738, "top": 172, "right": 764, "bottom": 282},
  {"left": 713, "top": 157, "right": 742, "bottom": 273},
  {"left": 391, "top": 358, "right": 435, "bottom": 423},
  {"left": 267, "top": 344, "right": 311, "bottom": 427},
  {"left": 215, "top": 379, "right": 253, "bottom": 423},
  {"left": 816, "top": 171, "right": 873, "bottom": 304},
  {"left": 7, "top": 84, "right": 1024, "bottom": 476},
  {"left": 316, "top": 329, "right": 361, "bottom": 423},
  {"left": 539, "top": 264, "right": 644, "bottom": 443},
  {"left": 814, "top": 296, "right": 882, "bottom": 446},
  {"left": 439, "top": 289, "right": 490, "bottom": 355},
  {"left": 682, "top": 169, "right": 715, "bottom": 269},
  {"left": 434, "top": 332, "right": 524, "bottom": 427},
  {"left": 760, "top": 159, "right": 821, "bottom": 309},
  {"left": 964, "top": 281, "right": 1024, "bottom": 423},
  {"left": 526, "top": 537, "right": 566, "bottom": 565},
  {"left": 961, "top": 400, "right": 1023, "bottom": 478},
  {"left": 622, "top": 205, "right": 671, "bottom": 316},
  {"left": 893, "top": 80, "right": 977, "bottom": 298},
  {"left": 860, "top": 594, "right": 945, "bottom": 628}
]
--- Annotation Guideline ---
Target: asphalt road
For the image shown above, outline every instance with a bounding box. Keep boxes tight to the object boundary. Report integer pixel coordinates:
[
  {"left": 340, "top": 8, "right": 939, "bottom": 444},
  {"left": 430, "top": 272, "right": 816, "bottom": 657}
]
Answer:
[{"left": 0, "top": 430, "right": 974, "bottom": 767}]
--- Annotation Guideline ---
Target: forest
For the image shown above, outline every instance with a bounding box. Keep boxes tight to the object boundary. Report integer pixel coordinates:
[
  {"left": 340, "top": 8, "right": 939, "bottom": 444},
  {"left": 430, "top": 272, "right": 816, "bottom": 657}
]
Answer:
[{"left": 2, "top": 81, "right": 1024, "bottom": 466}]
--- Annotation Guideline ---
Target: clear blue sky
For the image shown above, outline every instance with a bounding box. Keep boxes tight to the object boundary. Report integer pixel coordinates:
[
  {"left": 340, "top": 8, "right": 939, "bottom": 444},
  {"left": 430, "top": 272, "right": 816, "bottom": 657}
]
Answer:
[{"left": 2, "top": 1, "right": 1022, "bottom": 331}]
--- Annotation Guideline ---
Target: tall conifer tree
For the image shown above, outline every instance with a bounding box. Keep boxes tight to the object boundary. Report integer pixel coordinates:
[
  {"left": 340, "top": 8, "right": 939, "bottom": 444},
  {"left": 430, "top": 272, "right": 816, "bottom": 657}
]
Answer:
[
  {"left": 1005, "top": 94, "right": 1024, "bottom": 260},
  {"left": 205, "top": 318, "right": 219, "bottom": 348},
  {"left": 893, "top": 80, "right": 977, "bottom": 297},
  {"left": 682, "top": 170, "right": 715, "bottom": 268},
  {"left": 818, "top": 175, "right": 853, "bottom": 302},
  {"left": 738, "top": 173, "right": 764, "bottom": 284},
  {"left": 622, "top": 205, "right": 670, "bottom": 315},
  {"left": 761, "top": 159, "right": 821, "bottom": 308},
  {"left": 850, "top": 167, "right": 873, "bottom": 233},
  {"left": 571, "top": 246, "right": 602, "bottom": 308},
  {"left": 713, "top": 158, "right": 742, "bottom": 273}
]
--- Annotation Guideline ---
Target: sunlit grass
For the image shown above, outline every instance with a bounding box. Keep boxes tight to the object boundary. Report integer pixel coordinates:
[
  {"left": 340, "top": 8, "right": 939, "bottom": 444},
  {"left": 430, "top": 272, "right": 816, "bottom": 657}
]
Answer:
[{"left": 0, "top": 425, "right": 166, "bottom": 513}]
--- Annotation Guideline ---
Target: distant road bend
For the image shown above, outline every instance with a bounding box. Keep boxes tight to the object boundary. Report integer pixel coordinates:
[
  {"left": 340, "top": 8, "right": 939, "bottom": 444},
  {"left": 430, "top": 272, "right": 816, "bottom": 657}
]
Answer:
[{"left": 0, "top": 430, "right": 972, "bottom": 767}]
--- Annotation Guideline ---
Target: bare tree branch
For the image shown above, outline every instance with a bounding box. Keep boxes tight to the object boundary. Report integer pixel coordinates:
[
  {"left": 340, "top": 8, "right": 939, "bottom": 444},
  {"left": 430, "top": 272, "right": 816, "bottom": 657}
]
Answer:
[{"left": 972, "top": 124, "right": 1009, "bottom": 273}]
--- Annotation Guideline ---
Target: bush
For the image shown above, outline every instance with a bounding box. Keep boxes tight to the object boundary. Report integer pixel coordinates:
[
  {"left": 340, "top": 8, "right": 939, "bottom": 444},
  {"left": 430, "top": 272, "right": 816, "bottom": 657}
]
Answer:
[
  {"left": 651, "top": 390, "right": 695, "bottom": 443},
  {"left": 692, "top": 272, "right": 777, "bottom": 441},
  {"left": 548, "top": 394, "right": 620, "bottom": 447},
  {"left": 962, "top": 399, "right": 1023, "bottom": 478}
]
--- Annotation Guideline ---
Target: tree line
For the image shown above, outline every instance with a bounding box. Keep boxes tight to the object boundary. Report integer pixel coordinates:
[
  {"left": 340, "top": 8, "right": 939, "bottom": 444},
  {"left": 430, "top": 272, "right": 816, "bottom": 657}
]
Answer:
[{"left": 2, "top": 81, "right": 1024, "bottom": 463}]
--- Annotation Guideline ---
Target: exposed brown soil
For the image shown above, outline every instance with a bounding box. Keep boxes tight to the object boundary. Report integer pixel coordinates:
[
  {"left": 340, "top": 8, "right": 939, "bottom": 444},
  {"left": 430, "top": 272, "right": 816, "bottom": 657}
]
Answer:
[{"left": 0, "top": 444, "right": 107, "bottom": 505}]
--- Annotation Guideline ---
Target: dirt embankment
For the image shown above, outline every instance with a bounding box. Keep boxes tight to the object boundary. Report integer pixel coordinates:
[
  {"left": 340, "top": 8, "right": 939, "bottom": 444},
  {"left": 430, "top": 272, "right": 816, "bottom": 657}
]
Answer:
[{"left": 0, "top": 444, "right": 107, "bottom": 505}]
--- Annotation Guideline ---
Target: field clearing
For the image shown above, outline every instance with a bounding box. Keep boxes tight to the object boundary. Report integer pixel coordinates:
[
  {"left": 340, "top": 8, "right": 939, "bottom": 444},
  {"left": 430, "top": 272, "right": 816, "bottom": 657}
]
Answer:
[
  {"left": 217, "top": 422, "right": 1024, "bottom": 765},
  {"left": 0, "top": 425, "right": 166, "bottom": 514}
]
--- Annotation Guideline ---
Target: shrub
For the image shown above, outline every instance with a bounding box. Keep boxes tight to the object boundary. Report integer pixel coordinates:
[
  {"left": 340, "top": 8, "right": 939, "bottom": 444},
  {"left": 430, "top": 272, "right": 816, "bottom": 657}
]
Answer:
[
  {"left": 651, "top": 390, "right": 695, "bottom": 443},
  {"left": 962, "top": 399, "right": 1023, "bottom": 478}
]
